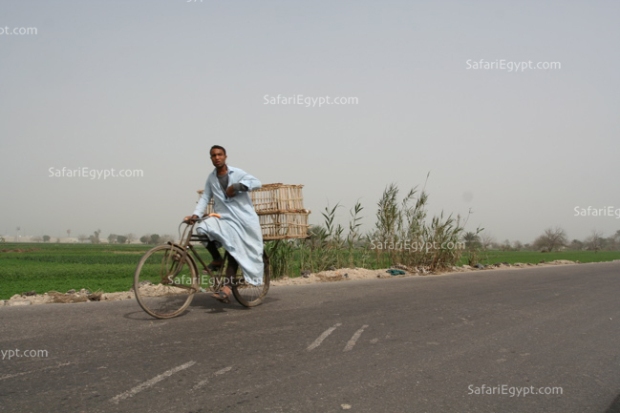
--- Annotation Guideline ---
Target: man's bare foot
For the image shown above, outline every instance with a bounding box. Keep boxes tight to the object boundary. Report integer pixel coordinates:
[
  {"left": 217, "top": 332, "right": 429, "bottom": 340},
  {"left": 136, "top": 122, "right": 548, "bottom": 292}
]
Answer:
[{"left": 211, "top": 286, "right": 232, "bottom": 304}]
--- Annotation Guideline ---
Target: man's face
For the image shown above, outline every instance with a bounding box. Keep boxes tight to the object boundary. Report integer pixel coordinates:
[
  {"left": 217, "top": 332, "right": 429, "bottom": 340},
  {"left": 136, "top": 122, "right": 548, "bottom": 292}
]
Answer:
[{"left": 210, "top": 148, "right": 227, "bottom": 168}]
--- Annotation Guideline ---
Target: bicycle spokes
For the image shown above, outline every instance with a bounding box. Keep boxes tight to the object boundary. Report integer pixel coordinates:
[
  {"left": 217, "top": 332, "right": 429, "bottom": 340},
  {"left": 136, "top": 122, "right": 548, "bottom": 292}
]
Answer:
[{"left": 134, "top": 245, "right": 198, "bottom": 319}]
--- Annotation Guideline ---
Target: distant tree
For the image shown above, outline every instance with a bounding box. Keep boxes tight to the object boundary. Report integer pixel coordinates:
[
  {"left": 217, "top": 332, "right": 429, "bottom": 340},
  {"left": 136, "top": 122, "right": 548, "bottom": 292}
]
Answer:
[
  {"left": 116, "top": 235, "right": 128, "bottom": 244},
  {"left": 461, "top": 229, "right": 484, "bottom": 266},
  {"left": 608, "top": 231, "right": 620, "bottom": 251},
  {"left": 32, "top": 236, "right": 43, "bottom": 243},
  {"left": 43, "top": 235, "right": 51, "bottom": 242},
  {"left": 480, "top": 233, "right": 495, "bottom": 250},
  {"left": 568, "top": 239, "right": 584, "bottom": 251},
  {"left": 500, "top": 239, "right": 512, "bottom": 251},
  {"left": 90, "top": 229, "right": 102, "bottom": 244},
  {"left": 150, "top": 234, "right": 160, "bottom": 245},
  {"left": 126, "top": 233, "right": 136, "bottom": 244},
  {"left": 78, "top": 234, "right": 88, "bottom": 243},
  {"left": 107, "top": 234, "right": 118, "bottom": 244},
  {"left": 140, "top": 235, "right": 150, "bottom": 244},
  {"left": 585, "top": 230, "right": 604, "bottom": 252},
  {"left": 512, "top": 240, "right": 523, "bottom": 251},
  {"left": 0, "top": 236, "right": 5, "bottom": 243},
  {"left": 463, "top": 232, "right": 481, "bottom": 249},
  {"left": 159, "top": 234, "right": 174, "bottom": 244},
  {"left": 532, "top": 227, "right": 568, "bottom": 252}
]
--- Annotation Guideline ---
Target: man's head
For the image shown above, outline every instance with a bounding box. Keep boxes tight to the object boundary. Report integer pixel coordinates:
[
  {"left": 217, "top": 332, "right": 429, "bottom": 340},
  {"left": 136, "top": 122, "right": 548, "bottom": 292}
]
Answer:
[
  {"left": 210, "top": 145, "right": 227, "bottom": 169},
  {"left": 210, "top": 145, "right": 226, "bottom": 155}
]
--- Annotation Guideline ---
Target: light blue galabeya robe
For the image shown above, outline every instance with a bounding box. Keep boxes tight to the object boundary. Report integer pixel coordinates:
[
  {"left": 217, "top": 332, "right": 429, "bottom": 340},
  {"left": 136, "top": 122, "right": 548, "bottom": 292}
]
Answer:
[{"left": 193, "top": 166, "right": 264, "bottom": 285}]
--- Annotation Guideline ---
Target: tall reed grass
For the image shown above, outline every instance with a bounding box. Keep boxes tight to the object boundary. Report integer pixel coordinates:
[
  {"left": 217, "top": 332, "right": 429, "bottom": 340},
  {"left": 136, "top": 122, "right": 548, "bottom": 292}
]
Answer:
[{"left": 265, "top": 180, "right": 468, "bottom": 278}]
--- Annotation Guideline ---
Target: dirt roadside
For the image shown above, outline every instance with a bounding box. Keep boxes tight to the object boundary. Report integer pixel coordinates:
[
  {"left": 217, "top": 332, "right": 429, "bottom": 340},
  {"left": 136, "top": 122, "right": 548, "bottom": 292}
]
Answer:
[{"left": 0, "top": 260, "right": 581, "bottom": 307}]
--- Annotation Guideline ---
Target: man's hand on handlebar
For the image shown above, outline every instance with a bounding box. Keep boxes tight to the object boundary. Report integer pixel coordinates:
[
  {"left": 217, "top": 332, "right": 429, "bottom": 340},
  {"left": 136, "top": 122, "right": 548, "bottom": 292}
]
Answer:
[{"left": 183, "top": 215, "right": 200, "bottom": 224}]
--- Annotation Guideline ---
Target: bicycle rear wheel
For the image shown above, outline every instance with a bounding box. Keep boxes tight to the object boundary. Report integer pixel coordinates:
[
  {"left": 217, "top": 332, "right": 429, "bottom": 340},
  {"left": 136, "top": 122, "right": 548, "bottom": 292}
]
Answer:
[
  {"left": 134, "top": 244, "right": 198, "bottom": 319},
  {"left": 231, "top": 252, "right": 270, "bottom": 307}
]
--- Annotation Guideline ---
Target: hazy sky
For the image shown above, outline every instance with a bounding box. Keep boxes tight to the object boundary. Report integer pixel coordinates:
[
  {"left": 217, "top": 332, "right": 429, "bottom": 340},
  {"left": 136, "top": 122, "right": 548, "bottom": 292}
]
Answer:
[{"left": 1, "top": 0, "right": 619, "bottom": 244}]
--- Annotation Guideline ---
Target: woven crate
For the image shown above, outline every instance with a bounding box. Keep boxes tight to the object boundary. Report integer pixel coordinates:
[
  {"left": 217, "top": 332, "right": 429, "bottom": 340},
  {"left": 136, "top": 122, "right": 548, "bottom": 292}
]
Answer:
[
  {"left": 252, "top": 183, "right": 304, "bottom": 214},
  {"left": 259, "top": 210, "right": 310, "bottom": 240},
  {"left": 197, "top": 184, "right": 310, "bottom": 240},
  {"left": 197, "top": 183, "right": 304, "bottom": 215}
]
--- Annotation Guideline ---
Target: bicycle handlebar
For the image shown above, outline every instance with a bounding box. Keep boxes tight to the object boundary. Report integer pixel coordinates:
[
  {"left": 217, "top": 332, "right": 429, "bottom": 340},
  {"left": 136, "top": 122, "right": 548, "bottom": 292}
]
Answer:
[{"left": 183, "top": 218, "right": 204, "bottom": 225}]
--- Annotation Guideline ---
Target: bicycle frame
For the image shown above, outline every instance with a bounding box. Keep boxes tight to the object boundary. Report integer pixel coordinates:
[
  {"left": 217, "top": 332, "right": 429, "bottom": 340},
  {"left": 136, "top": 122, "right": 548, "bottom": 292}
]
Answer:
[
  {"left": 134, "top": 219, "right": 270, "bottom": 318},
  {"left": 170, "top": 220, "right": 233, "bottom": 291}
]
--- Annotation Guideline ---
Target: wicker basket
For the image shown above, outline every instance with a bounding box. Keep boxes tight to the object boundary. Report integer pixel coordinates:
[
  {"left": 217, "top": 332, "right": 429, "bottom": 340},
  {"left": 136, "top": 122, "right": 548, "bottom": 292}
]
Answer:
[
  {"left": 197, "top": 183, "right": 310, "bottom": 240},
  {"left": 251, "top": 183, "right": 305, "bottom": 213},
  {"left": 198, "top": 184, "right": 304, "bottom": 214},
  {"left": 258, "top": 210, "right": 310, "bottom": 240}
]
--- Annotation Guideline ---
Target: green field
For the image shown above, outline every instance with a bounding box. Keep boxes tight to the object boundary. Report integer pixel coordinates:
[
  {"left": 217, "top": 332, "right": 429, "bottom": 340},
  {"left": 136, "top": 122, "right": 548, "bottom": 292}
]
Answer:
[
  {"left": 1, "top": 243, "right": 619, "bottom": 300},
  {"left": 0, "top": 243, "right": 152, "bottom": 300}
]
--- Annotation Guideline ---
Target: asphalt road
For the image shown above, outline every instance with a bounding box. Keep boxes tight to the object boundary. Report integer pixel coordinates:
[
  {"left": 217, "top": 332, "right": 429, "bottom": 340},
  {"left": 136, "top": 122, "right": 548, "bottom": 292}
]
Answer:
[{"left": 1, "top": 262, "right": 619, "bottom": 413}]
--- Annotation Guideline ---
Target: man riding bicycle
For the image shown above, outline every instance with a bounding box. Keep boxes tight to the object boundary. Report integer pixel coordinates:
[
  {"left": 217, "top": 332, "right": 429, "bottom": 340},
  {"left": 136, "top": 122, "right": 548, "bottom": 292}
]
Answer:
[{"left": 184, "top": 145, "right": 264, "bottom": 304}]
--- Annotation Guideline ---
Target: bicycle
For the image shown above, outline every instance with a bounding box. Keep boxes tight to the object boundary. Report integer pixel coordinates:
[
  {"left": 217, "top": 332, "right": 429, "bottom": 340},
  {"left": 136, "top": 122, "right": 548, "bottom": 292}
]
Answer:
[{"left": 134, "top": 218, "right": 270, "bottom": 319}]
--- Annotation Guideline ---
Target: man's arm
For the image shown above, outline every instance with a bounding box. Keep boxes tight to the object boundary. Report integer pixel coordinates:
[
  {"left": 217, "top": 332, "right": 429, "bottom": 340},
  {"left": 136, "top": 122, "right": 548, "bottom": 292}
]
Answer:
[
  {"left": 193, "top": 180, "right": 213, "bottom": 217},
  {"left": 226, "top": 183, "right": 248, "bottom": 198},
  {"left": 237, "top": 170, "right": 261, "bottom": 191},
  {"left": 226, "top": 169, "right": 261, "bottom": 197}
]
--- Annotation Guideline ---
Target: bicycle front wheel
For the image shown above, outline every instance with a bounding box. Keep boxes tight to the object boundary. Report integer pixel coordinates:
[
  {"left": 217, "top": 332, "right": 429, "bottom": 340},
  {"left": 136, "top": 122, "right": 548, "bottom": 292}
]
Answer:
[
  {"left": 134, "top": 244, "right": 198, "bottom": 319},
  {"left": 231, "top": 252, "right": 270, "bottom": 307}
]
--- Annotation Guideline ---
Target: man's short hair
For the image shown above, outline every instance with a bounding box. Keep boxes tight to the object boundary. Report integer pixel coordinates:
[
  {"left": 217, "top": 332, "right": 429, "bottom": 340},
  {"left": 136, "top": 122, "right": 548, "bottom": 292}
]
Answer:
[{"left": 210, "top": 145, "right": 226, "bottom": 155}]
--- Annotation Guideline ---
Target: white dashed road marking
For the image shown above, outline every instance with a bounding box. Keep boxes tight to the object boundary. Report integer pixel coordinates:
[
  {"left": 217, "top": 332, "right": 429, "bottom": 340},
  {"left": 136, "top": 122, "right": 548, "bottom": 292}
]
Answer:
[
  {"left": 0, "top": 362, "right": 71, "bottom": 381},
  {"left": 191, "top": 366, "right": 233, "bottom": 391},
  {"left": 214, "top": 366, "right": 232, "bottom": 375},
  {"left": 307, "top": 323, "right": 342, "bottom": 351},
  {"left": 110, "top": 360, "right": 196, "bottom": 404},
  {"left": 191, "top": 378, "right": 210, "bottom": 391},
  {"left": 343, "top": 325, "right": 369, "bottom": 352}
]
